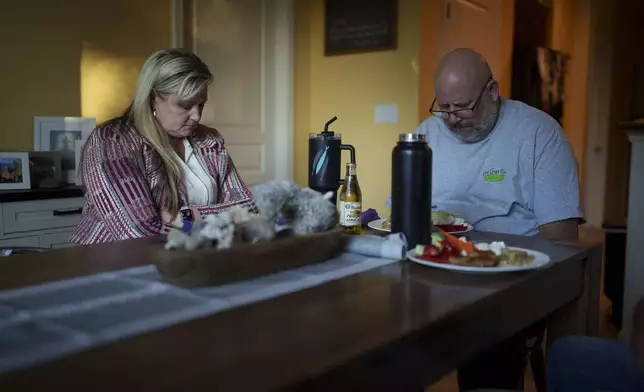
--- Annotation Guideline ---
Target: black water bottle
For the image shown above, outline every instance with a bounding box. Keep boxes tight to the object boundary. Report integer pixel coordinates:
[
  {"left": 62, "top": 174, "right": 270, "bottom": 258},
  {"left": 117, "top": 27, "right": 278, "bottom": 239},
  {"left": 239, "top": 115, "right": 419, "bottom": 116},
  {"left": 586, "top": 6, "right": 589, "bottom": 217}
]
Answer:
[{"left": 391, "top": 133, "right": 432, "bottom": 249}]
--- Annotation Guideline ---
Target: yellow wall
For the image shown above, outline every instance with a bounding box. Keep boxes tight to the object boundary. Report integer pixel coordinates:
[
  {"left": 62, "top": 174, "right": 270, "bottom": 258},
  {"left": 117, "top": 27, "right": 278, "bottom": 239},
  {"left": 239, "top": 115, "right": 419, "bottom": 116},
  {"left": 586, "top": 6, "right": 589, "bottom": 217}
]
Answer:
[
  {"left": 0, "top": 0, "right": 171, "bottom": 151},
  {"left": 294, "top": 0, "right": 420, "bottom": 214}
]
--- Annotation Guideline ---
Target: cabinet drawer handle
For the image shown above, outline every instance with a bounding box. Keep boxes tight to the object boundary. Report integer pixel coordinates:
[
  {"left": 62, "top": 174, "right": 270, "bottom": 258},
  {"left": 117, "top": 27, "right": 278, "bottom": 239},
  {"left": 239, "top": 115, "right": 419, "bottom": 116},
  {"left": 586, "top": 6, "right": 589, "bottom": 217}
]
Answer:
[{"left": 53, "top": 208, "right": 83, "bottom": 216}]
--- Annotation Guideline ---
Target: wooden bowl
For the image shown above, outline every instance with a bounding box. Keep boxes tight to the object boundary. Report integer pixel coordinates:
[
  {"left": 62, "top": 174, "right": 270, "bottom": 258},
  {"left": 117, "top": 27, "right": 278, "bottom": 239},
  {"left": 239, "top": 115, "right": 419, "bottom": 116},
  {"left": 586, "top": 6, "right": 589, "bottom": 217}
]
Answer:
[{"left": 154, "top": 228, "right": 345, "bottom": 287}]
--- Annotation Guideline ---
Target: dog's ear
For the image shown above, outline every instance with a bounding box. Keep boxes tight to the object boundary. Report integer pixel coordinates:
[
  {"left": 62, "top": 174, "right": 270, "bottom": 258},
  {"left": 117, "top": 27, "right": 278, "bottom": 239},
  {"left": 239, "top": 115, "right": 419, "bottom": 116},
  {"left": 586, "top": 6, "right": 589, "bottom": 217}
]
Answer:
[{"left": 323, "top": 191, "right": 333, "bottom": 200}]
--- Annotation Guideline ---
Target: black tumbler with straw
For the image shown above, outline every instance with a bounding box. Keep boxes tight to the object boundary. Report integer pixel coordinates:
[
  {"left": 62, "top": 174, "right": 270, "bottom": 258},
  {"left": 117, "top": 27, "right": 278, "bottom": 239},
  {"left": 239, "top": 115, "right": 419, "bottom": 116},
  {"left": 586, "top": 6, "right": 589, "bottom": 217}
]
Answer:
[
  {"left": 308, "top": 116, "right": 356, "bottom": 204},
  {"left": 390, "top": 133, "right": 433, "bottom": 249}
]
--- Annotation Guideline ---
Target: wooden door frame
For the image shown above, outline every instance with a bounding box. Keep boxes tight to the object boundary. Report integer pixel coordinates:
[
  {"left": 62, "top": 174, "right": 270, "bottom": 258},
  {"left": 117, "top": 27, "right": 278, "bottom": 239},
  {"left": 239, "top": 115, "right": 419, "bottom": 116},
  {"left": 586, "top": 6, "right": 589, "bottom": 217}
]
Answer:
[
  {"left": 582, "top": 0, "right": 614, "bottom": 228},
  {"left": 171, "top": 0, "right": 295, "bottom": 182}
]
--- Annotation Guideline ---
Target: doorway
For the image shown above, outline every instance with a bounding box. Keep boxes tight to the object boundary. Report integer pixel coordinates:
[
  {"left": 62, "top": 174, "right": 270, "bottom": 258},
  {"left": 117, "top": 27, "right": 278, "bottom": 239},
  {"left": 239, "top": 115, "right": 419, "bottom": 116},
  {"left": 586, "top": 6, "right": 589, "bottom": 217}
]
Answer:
[
  {"left": 440, "top": 0, "right": 504, "bottom": 81},
  {"left": 172, "top": 0, "right": 294, "bottom": 185}
]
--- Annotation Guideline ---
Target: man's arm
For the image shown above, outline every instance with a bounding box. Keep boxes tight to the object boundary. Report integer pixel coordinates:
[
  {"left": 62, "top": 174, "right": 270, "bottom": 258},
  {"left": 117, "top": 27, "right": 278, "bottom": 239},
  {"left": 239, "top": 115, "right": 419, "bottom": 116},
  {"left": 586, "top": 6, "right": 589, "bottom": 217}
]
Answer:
[
  {"left": 538, "top": 218, "right": 579, "bottom": 241},
  {"left": 533, "top": 120, "right": 584, "bottom": 241}
]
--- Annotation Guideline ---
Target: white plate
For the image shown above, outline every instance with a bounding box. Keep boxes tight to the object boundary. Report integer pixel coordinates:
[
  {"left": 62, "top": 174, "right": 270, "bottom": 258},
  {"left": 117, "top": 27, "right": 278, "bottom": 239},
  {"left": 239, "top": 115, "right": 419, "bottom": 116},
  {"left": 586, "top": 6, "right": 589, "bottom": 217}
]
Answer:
[
  {"left": 367, "top": 219, "right": 474, "bottom": 235},
  {"left": 406, "top": 247, "right": 551, "bottom": 273}
]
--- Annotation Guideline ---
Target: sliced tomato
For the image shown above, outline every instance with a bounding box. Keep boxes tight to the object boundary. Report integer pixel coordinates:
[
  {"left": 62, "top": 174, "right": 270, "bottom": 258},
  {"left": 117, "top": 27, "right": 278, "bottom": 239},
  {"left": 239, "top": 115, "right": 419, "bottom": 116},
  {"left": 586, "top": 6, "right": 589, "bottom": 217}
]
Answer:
[
  {"left": 422, "top": 244, "right": 440, "bottom": 257},
  {"left": 437, "top": 224, "right": 469, "bottom": 232},
  {"left": 443, "top": 242, "right": 453, "bottom": 255},
  {"left": 416, "top": 245, "right": 450, "bottom": 263}
]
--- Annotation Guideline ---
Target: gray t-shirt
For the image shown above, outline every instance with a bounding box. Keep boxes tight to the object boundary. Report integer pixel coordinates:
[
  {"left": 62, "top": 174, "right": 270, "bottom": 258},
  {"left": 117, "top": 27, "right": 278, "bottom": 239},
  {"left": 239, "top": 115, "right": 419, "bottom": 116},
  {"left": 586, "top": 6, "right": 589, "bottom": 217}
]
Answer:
[{"left": 387, "top": 99, "right": 584, "bottom": 236}]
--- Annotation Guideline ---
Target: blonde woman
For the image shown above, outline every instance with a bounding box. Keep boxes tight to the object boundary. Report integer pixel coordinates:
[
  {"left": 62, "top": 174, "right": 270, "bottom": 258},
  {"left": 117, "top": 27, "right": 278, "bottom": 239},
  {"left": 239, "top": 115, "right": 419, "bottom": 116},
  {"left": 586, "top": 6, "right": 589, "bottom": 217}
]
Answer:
[{"left": 70, "top": 48, "right": 256, "bottom": 245}]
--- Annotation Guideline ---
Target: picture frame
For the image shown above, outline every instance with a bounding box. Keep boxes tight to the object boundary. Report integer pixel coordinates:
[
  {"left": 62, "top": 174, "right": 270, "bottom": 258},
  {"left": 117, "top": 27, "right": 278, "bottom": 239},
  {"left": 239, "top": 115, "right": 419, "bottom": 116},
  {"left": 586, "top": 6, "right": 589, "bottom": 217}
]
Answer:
[
  {"left": 28, "top": 151, "right": 63, "bottom": 188},
  {"left": 34, "top": 117, "right": 96, "bottom": 184},
  {"left": 324, "top": 0, "right": 398, "bottom": 56},
  {"left": 0, "top": 152, "right": 31, "bottom": 191},
  {"left": 74, "top": 139, "right": 87, "bottom": 186}
]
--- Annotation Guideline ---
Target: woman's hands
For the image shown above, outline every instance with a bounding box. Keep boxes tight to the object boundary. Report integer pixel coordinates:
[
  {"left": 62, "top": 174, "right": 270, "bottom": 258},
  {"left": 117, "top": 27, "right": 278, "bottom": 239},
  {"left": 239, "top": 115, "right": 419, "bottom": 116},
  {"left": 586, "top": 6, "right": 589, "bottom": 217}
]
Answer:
[
  {"left": 190, "top": 206, "right": 203, "bottom": 222},
  {"left": 161, "top": 210, "right": 183, "bottom": 228},
  {"left": 161, "top": 206, "right": 203, "bottom": 228}
]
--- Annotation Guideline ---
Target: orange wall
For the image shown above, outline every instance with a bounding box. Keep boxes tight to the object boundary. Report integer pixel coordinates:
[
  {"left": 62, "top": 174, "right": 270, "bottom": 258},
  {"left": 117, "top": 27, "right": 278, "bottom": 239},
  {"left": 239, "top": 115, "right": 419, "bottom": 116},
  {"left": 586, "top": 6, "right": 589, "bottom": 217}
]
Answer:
[
  {"left": 294, "top": 0, "right": 421, "bottom": 214},
  {"left": 0, "top": 0, "right": 171, "bottom": 151},
  {"left": 417, "top": 1, "right": 442, "bottom": 122}
]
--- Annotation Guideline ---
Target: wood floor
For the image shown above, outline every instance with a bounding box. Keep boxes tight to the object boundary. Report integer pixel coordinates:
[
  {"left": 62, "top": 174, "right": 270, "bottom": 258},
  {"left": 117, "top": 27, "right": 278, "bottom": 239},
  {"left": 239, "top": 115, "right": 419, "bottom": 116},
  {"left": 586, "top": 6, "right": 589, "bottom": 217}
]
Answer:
[{"left": 427, "top": 227, "right": 616, "bottom": 392}]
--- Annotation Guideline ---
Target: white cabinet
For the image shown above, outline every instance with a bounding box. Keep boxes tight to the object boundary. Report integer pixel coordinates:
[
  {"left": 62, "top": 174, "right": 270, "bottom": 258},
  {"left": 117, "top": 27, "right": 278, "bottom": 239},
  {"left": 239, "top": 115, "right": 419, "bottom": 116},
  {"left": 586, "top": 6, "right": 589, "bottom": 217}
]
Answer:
[
  {"left": 39, "top": 232, "right": 78, "bottom": 249},
  {"left": 0, "top": 236, "right": 40, "bottom": 248},
  {"left": 621, "top": 125, "right": 644, "bottom": 338},
  {"left": 0, "top": 196, "right": 84, "bottom": 249}
]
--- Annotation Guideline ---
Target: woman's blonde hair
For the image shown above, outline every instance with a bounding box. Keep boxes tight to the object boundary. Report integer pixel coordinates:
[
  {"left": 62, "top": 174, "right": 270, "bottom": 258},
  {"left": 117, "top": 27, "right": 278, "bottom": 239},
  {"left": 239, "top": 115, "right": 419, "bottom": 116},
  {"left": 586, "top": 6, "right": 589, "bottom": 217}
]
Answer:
[{"left": 131, "top": 48, "right": 213, "bottom": 217}]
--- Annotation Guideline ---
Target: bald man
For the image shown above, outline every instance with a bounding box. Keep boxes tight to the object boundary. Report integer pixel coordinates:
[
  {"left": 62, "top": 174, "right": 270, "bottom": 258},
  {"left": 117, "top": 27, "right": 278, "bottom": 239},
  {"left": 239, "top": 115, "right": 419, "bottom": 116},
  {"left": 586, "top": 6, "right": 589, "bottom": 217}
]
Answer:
[
  {"left": 427, "top": 48, "right": 582, "bottom": 239},
  {"left": 387, "top": 48, "right": 582, "bottom": 239},
  {"left": 388, "top": 49, "right": 584, "bottom": 390}
]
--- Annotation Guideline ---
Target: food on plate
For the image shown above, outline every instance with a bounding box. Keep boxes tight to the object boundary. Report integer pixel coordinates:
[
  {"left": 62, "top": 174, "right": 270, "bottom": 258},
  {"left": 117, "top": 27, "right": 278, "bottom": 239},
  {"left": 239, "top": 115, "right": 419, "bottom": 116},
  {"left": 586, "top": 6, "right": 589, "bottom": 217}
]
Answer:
[
  {"left": 500, "top": 249, "right": 535, "bottom": 266},
  {"left": 415, "top": 232, "right": 450, "bottom": 258},
  {"left": 432, "top": 211, "right": 469, "bottom": 232},
  {"left": 380, "top": 210, "right": 470, "bottom": 232},
  {"left": 414, "top": 231, "right": 478, "bottom": 263},
  {"left": 414, "top": 234, "right": 535, "bottom": 268},
  {"left": 474, "top": 241, "right": 535, "bottom": 266},
  {"left": 431, "top": 211, "right": 454, "bottom": 225},
  {"left": 439, "top": 228, "right": 477, "bottom": 254},
  {"left": 381, "top": 219, "right": 391, "bottom": 230},
  {"left": 451, "top": 251, "right": 499, "bottom": 267}
]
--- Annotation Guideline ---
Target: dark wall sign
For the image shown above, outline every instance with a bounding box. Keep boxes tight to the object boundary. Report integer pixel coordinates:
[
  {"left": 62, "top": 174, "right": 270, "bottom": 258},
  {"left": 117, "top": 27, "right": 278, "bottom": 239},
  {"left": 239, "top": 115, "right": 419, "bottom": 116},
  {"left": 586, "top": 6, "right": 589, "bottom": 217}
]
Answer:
[{"left": 324, "top": 0, "right": 397, "bottom": 56}]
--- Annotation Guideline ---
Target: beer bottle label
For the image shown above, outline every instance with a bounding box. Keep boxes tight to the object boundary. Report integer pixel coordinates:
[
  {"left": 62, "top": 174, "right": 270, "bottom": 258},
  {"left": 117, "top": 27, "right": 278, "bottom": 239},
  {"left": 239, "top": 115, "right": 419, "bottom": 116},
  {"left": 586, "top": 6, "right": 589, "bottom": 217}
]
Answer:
[{"left": 339, "top": 201, "right": 362, "bottom": 226}]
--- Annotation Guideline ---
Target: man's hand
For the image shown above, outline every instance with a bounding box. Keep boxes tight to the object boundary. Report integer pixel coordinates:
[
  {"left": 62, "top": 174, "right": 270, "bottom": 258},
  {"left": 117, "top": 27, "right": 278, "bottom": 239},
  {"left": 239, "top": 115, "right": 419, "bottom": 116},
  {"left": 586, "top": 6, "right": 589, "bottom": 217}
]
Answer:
[{"left": 538, "top": 218, "right": 579, "bottom": 242}]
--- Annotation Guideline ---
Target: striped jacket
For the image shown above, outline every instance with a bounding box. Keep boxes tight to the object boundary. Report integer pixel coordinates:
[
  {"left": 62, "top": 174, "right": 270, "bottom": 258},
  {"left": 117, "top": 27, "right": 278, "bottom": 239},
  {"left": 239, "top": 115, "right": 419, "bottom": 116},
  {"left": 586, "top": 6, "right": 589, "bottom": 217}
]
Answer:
[{"left": 69, "top": 116, "right": 256, "bottom": 245}]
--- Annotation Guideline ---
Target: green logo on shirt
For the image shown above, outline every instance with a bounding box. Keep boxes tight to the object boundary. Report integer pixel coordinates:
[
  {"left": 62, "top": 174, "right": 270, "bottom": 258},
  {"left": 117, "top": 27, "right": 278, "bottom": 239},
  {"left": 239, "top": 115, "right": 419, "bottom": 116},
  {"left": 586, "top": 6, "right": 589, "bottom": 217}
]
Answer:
[{"left": 483, "top": 168, "right": 506, "bottom": 182}]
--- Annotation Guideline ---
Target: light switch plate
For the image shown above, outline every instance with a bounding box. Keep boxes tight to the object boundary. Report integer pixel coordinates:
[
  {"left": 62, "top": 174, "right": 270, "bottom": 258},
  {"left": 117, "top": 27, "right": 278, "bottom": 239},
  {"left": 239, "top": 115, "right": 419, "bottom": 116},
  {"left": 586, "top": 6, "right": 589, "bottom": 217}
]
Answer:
[{"left": 375, "top": 104, "right": 399, "bottom": 124}]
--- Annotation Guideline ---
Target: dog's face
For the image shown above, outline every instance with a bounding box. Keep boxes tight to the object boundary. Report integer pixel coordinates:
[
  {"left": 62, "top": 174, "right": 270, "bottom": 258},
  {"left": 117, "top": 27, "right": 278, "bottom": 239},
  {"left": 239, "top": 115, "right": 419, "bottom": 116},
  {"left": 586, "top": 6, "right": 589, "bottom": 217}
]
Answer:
[{"left": 251, "top": 181, "right": 300, "bottom": 218}]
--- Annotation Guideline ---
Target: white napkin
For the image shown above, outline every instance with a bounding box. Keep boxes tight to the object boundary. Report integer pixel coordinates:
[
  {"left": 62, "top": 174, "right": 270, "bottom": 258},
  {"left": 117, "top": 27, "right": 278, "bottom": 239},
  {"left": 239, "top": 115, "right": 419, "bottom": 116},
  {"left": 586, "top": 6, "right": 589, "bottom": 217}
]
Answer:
[{"left": 344, "top": 233, "right": 408, "bottom": 260}]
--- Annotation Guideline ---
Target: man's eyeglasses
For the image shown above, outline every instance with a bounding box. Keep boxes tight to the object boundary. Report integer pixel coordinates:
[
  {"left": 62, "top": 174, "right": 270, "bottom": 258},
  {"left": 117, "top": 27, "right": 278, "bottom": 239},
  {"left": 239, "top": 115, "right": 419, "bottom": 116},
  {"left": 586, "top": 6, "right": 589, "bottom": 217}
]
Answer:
[{"left": 430, "top": 76, "right": 493, "bottom": 120}]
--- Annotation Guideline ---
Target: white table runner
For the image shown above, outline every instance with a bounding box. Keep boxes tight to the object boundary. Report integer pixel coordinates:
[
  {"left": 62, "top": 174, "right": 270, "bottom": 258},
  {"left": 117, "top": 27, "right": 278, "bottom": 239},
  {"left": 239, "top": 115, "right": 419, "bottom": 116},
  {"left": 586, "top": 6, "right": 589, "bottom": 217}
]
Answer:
[{"left": 0, "top": 251, "right": 400, "bottom": 374}]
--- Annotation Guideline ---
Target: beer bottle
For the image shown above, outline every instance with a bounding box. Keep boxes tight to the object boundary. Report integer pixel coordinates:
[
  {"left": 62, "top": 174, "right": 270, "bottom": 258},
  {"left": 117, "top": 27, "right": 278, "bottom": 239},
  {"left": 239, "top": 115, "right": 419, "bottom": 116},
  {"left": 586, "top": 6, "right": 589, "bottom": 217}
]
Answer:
[{"left": 338, "top": 162, "right": 362, "bottom": 234}]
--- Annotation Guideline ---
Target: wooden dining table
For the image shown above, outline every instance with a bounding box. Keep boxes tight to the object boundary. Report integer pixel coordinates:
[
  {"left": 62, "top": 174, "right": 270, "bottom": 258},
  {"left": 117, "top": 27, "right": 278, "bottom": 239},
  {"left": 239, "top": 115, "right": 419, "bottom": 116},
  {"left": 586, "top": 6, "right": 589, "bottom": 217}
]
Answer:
[{"left": 0, "top": 230, "right": 602, "bottom": 391}]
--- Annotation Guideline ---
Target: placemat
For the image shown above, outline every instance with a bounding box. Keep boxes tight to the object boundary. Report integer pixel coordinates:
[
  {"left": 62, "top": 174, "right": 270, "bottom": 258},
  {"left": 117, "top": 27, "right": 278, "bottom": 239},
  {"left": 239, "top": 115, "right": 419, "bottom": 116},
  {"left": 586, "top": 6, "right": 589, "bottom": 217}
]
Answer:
[{"left": 0, "top": 252, "right": 400, "bottom": 374}]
